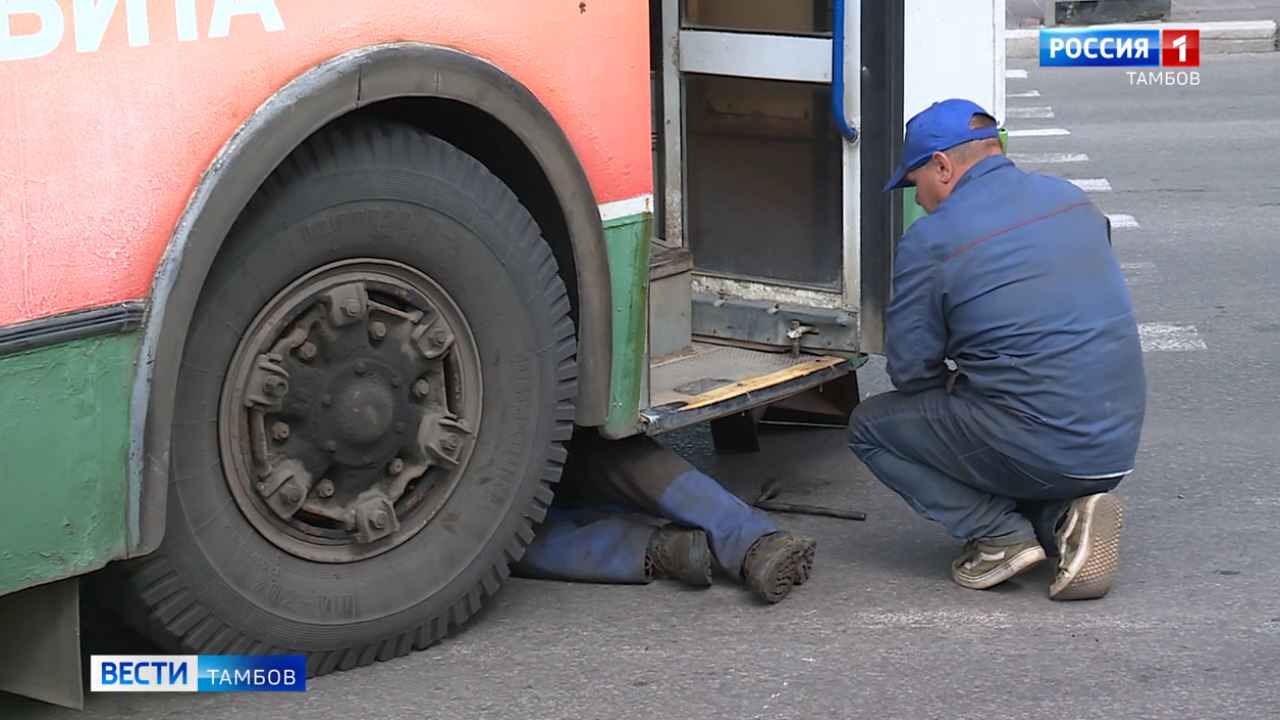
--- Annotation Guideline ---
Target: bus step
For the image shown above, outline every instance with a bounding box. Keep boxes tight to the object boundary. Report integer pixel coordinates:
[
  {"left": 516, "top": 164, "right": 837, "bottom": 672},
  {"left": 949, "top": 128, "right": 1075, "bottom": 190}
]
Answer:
[{"left": 640, "top": 342, "right": 854, "bottom": 436}]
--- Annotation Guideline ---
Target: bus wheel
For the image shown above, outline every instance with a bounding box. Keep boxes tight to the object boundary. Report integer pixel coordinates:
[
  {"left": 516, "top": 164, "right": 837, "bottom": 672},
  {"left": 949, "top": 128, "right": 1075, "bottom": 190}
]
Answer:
[{"left": 120, "top": 122, "right": 576, "bottom": 675}]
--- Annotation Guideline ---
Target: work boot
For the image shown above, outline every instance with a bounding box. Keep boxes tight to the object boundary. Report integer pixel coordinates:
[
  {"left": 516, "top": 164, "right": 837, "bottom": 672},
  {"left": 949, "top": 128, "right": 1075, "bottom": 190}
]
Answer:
[
  {"left": 646, "top": 526, "right": 713, "bottom": 587},
  {"left": 951, "top": 538, "right": 1046, "bottom": 590},
  {"left": 742, "top": 532, "right": 817, "bottom": 603},
  {"left": 1050, "top": 493, "right": 1125, "bottom": 601}
]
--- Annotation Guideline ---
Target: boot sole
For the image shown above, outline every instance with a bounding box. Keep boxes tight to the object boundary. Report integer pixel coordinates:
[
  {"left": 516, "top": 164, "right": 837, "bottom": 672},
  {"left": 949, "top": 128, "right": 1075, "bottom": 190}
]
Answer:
[
  {"left": 1050, "top": 494, "right": 1124, "bottom": 601},
  {"left": 951, "top": 545, "right": 1047, "bottom": 590},
  {"left": 683, "top": 530, "right": 714, "bottom": 588},
  {"left": 747, "top": 536, "right": 813, "bottom": 603},
  {"left": 793, "top": 540, "right": 816, "bottom": 586}
]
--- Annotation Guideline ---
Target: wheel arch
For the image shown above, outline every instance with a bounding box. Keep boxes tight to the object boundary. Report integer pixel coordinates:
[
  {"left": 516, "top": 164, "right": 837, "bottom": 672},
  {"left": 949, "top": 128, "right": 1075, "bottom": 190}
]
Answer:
[{"left": 129, "top": 42, "right": 612, "bottom": 556}]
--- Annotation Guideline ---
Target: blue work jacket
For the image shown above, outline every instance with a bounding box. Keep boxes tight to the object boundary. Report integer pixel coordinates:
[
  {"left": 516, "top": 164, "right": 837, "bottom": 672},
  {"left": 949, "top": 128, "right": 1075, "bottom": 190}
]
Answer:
[{"left": 886, "top": 155, "right": 1147, "bottom": 475}]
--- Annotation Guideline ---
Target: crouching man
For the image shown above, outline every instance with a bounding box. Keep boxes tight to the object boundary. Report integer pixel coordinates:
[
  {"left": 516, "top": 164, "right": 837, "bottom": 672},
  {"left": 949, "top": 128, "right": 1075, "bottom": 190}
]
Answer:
[{"left": 848, "top": 99, "right": 1146, "bottom": 599}]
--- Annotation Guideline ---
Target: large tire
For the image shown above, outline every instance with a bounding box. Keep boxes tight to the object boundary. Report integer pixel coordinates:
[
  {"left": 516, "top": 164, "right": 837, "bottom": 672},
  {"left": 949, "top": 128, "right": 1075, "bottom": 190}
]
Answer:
[{"left": 118, "top": 122, "right": 577, "bottom": 674}]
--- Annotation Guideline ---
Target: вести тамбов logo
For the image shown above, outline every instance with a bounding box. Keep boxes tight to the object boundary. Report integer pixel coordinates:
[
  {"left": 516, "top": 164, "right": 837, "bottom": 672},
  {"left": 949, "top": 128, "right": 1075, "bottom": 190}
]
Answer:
[
  {"left": 1039, "top": 28, "right": 1201, "bottom": 86},
  {"left": 90, "top": 655, "right": 307, "bottom": 693}
]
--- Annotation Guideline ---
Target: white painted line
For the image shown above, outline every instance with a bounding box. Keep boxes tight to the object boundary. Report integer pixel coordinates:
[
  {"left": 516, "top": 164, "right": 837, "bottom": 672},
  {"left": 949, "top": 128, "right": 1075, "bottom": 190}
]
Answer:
[
  {"left": 1007, "top": 106, "right": 1055, "bottom": 119},
  {"left": 598, "top": 193, "right": 653, "bottom": 222},
  {"left": 1139, "top": 323, "right": 1207, "bottom": 352},
  {"left": 1121, "top": 262, "right": 1158, "bottom": 284},
  {"left": 1008, "top": 128, "right": 1071, "bottom": 138},
  {"left": 1108, "top": 214, "right": 1140, "bottom": 229},
  {"left": 1010, "top": 152, "right": 1089, "bottom": 164},
  {"left": 1008, "top": 89, "right": 1041, "bottom": 98},
  {"left": 1006, "top": 69, "right": 1028, "bottom": 79},
  {"left": 1070, "top": 178, "right": 1113, "bottom": 192}
]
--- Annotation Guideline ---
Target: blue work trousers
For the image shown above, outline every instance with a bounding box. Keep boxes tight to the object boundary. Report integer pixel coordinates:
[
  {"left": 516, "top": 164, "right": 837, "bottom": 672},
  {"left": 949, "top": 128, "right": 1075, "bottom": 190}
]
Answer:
[
  {"left": 514, "top": 434, "right": 778, "bottom": 583},
  {"left": 848, "top": 389, "right": 1123, "bottom": 555}
]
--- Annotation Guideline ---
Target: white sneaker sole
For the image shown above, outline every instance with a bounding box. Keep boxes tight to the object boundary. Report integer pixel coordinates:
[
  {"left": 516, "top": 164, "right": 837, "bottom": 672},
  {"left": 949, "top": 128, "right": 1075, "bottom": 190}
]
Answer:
[
  {"left": 952, "top": 545, "right": 1047, "bottom": 590},
  {"left": 1050, "top": 494, "right": 1125, "bottom": 601}
]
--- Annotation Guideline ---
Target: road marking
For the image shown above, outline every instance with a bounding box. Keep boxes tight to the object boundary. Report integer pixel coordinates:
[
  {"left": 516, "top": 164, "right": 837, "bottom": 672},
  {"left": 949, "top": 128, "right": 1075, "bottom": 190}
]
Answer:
[
  {"left": 1108, "top": 214, "right": 1140, "bottom": 229},
  {"left": 1006, "top": 69, "right": 1028, "bottom": 79},
  {"left": 1121, "top": 262, "right": 1158, "bottom": 284},
  {"left": 1070, "top": 178, "right": 1113, "bottom": 192},
  {"left": 1008, "top": 128, "right": 1070, "bottom": 137},
  {"left": 1139, "top": 323, "right": 1207, "bottom": 352},
  {"left": 1008, "top": 89, "right": 1041, "bottom": 98},
  {"left": 1007, "top": 106, "right": 1055, "bottom": 119},
  {"left": 1010, "top": 152, "right": 1089, "bottom": 164}
]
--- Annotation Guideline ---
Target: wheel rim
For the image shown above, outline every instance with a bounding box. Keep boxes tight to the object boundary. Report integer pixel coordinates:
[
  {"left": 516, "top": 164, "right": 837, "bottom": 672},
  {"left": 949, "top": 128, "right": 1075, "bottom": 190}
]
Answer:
[{"left": 219, "top": 259, "right": 482, "bottom": 563}]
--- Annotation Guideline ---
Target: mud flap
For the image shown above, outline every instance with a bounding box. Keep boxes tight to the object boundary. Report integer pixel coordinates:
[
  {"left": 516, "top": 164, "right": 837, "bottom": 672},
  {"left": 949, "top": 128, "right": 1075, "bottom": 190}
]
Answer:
[{"left": 0, "top": 578, "right": 84, "bottom": 709}]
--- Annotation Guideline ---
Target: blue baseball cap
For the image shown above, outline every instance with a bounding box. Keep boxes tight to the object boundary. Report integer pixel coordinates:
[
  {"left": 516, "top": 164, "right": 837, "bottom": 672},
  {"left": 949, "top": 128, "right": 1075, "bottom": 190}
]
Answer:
[{"left": 883, "top": 99, "right": 1000, "bottom": 192}]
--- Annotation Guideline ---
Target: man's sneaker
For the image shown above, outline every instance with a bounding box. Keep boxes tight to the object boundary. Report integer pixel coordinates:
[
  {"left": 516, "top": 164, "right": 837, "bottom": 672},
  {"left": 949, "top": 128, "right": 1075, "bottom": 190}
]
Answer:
[
  {"left": 646, "top": 526, "right": 713, "bottom": 587},
  {"left": 951, "top": 538, "right": 1046, "bottom": 590},
  {"left": 742, "top": 532, "right": 817, "bottom": 603},
  {"left": 1050, "top": 493, "right": 1125, "bottom": 601}
]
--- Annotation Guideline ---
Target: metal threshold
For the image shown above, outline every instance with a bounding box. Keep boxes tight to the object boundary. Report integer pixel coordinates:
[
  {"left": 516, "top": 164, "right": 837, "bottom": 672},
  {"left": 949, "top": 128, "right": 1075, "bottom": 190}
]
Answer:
[{"left": 641, "top": 342, "right": 855, "bottom": 435}]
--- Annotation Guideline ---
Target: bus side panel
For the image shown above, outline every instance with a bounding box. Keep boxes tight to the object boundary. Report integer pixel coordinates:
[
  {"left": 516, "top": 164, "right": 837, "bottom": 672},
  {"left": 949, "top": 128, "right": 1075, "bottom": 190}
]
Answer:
[
  {"left": 0, "top": 0, "right": 653, "bottom": 328},
  {"left": 0, "top": 1, "right": 652, "bottom": 594},
  {"left": 0, "top": 335, "right": 134, "bottom": 594}
]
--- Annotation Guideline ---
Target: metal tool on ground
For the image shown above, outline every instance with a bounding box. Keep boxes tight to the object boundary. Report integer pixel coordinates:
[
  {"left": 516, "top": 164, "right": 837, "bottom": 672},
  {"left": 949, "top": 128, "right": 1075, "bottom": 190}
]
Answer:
[{"left": 752, "top": 479, "right": 867, "bottom": 522}]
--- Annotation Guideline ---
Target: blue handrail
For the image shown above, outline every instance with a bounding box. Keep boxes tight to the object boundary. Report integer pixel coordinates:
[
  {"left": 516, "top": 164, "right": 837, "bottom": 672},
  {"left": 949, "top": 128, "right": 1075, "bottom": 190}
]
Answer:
[{"left": 831, "top": 0, "right": 859, "bottom": 142}]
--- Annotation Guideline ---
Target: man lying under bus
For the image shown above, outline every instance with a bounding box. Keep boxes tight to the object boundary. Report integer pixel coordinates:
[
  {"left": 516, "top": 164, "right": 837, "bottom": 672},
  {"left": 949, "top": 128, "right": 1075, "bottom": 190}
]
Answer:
[{"left": 512, "top": 432, "right": 817, "bottom": 604}]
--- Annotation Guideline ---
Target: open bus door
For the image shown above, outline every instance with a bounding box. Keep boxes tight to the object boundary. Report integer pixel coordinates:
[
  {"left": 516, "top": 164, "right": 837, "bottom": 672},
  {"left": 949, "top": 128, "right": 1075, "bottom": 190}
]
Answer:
[{"left": 637, "top": 0, "right": 1005, "bottom": 440}]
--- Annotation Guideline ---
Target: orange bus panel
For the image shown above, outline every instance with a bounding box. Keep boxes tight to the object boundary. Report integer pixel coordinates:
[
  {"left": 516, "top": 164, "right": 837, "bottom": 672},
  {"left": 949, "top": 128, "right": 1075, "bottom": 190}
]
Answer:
[{"left": 0, "top": 0, "right": 651, "bottom": 327}]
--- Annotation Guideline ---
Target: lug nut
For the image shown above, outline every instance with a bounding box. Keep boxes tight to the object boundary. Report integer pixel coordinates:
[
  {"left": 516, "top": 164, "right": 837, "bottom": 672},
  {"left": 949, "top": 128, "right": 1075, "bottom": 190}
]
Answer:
[
  {"left": 324, "top": 440, "right": 338, "bottom": 452},
  {"left": 432, "top": 329, "right": 448, "bottom": 345},
  {"left": 443, "top": 434, "right": 460, "bottom": 452},
  {"left": 354, "top": 360, "right": 368, "bottom": 376},
  {"left": 395, "top": 421, "right": 406, "bottom": 433},
  {"left": 298, "top": 342, "right": 317, "bottom": 361},
  {"left": 390, "top": 376, "right": 401, "bottom": 388},
  {"left": 316, "top": 479, "right": 335, "bottom": 498},
  {"left": 343, "top": 298, "right": 362, "bottom": 317},
  {"left": 270, "top": 422, "right": 290, "bottom": 441},
  {"left": 256, "top": 482, "right": 268, "bottom": 495},
  {"left": 388, "top": 458, "right": 404, "bottom": 475},
  {"left": 369, "top": 321, "right": 387, "bottom": 340},
  {"left": 284, "top": 486, "right": 303, "bottom": 505},
  {"left": 321, "top": 394, "right": 333, "bottom": 407},
  {"left": 263, "top": 376, "right": 288, "bottom": 398},
  {"left": 412, "top": 379, "right": 430, "bottom": 398},
  {"left": 371, "top": 511, "right": 389, "bottom": 530}
]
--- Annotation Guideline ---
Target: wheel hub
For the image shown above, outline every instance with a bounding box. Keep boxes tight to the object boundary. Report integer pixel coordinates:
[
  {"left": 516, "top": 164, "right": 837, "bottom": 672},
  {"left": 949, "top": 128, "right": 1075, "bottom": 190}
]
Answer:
[
  {"left": 219, "top": 260, "right": 482, "bottom": 563},
  {"left": 317, "top": 358, "right": 407, "bottom": 466}
]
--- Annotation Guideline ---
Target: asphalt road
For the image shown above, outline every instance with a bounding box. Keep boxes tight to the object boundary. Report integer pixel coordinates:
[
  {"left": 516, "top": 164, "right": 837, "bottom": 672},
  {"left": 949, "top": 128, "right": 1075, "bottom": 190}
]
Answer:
[{"left": 5, "top": 53, "right": 1280, "bottom": 720}]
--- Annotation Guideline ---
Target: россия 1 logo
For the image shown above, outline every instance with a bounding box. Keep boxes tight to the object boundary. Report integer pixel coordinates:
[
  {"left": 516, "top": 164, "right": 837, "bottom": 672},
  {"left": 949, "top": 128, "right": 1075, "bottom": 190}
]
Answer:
[{"left": 1039, "top": 28, "right": 1201, "bottom": 85}]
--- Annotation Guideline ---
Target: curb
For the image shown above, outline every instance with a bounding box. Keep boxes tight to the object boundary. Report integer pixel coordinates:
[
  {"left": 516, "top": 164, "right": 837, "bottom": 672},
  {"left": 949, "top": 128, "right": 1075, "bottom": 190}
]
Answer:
[{"left": 1006, "top": 20, "right": 1277, "bottom": 58}]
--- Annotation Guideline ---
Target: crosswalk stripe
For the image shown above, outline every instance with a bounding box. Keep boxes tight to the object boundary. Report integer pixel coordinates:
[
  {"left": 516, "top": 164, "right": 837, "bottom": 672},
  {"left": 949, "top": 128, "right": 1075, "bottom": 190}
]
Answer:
[
  {"left": 1006, "top": 69, "right": 1029, "bottom": 79},
  {"left": 1010, "top": 152, "right": 1089, "bottom": 164},
  {"left": 1007, "top": 106, "right": 1054, "bottom": 119},
  {"left": 1070, "top": 178, "right": 1113, "bottom": 192},
  {"left": 1008, "top": 128, "right": 1071, "bottom": 137},
  {"left": 1107, "top": 214, "right": 1139, "bottom": 229},
  {"left": 1009, "top": 89, "right": 1042, "bottom": 98},
  {"left": 1139, "top": 323, "right": 1207, "bottom": 352},
  {"left": 1121, "top": 262, "right": 1158, "bottom": 284}
]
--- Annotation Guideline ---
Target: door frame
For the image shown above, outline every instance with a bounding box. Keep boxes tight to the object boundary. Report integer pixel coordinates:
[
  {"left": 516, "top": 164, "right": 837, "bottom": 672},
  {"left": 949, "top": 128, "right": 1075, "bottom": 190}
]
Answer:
[{"left": 658, "top": 0, "right": 863, "bottom": 314}]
